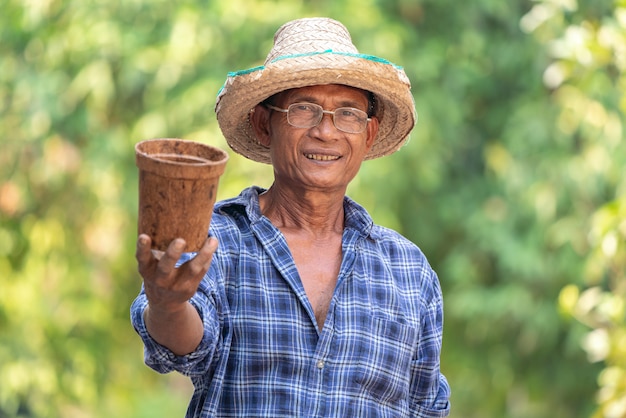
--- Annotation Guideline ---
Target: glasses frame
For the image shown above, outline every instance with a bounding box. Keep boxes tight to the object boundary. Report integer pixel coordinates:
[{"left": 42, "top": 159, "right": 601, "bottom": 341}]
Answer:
[{"left": 265, "top": 102, "right": 372, "bottom": 134}]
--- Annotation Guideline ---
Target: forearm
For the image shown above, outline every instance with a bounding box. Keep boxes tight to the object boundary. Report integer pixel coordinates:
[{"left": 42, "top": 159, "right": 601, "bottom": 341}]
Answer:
[{"left": 144, "top": 301, "right": 204, "bottom": 356}]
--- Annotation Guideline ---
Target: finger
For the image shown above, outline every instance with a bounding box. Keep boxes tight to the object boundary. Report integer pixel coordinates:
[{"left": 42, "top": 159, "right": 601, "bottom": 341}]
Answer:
[
  {"left": 185, "top": 237, "right": 219, "bottom": 278},
  {"left": 136, "top": 234, "right": 154, "bottom": 276},
  {"left": 156, "top": 238, "right": 187, "bottom": 276},
  {"left": 198, "top": 237, "right": 218, "bottom": 264}
]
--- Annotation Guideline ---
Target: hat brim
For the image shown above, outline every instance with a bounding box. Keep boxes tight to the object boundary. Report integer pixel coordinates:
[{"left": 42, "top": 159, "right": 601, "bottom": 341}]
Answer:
[{"left": 216, "top": 51, "right": 416, "bottom": 164}]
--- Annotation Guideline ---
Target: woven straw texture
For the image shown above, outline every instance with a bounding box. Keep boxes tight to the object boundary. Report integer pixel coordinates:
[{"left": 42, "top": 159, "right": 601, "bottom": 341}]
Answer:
[{"left": 215, "top": 17, "right": 416, "bottom": 164}]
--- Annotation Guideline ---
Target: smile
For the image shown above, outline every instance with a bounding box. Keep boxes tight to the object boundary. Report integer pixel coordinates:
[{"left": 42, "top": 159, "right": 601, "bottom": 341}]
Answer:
[{"left": 304, "top": 153, "right": 340, "bottom": 161}]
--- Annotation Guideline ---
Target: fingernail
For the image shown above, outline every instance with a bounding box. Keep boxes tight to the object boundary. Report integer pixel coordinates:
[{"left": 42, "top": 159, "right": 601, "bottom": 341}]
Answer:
[{"left": 174, "top": 239, "right": 185, "bottom": 251}]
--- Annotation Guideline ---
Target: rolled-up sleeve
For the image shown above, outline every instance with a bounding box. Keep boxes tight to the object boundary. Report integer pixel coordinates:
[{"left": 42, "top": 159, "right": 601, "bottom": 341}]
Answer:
[
  {"left": 411, "top": 375, "right": 451, "bottom": 417},
  {"left": 410, "top": 270, "right": 451, "bottom": 417},
  {"left": 130, "top": 264, "right": 224, "bottom": 377}
]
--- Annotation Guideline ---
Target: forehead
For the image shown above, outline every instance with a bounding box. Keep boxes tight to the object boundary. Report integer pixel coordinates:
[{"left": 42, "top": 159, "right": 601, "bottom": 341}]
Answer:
[{"left": 277, "top": 84, "right": 370, "bottom": 106}]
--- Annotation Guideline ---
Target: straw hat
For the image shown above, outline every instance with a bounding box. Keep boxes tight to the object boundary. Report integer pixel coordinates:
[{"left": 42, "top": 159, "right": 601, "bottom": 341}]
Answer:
[{"left": 215, "top": 17, "right": 416, "bottom": 164}]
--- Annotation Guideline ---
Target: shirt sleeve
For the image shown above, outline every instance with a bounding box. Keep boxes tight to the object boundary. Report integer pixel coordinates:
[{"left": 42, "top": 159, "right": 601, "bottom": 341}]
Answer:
[
  {"left": 130, "top": 257, "right": 225, "bottom": 378},
  {"left": 410, "top": 270, "right": 451, "bottom": 417}
]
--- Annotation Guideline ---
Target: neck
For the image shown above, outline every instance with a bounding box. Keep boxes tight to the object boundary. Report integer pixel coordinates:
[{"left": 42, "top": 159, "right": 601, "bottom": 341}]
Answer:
[{"left": 259, "top": 183, "right": 345, "bottom": 236}]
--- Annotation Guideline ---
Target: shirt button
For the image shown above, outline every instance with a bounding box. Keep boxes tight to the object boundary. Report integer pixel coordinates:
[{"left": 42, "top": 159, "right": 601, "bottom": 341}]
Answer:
[{"left": 316, "top": 360, "right": 325, "bottom": 369}]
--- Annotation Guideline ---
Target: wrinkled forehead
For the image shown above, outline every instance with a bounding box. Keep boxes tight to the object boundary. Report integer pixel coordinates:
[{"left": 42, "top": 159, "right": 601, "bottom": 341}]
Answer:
[{"left": 271, "top": 84, "right": 371, "bottom": 107}]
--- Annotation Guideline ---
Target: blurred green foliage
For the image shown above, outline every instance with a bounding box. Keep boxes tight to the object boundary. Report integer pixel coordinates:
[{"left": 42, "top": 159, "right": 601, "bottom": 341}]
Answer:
[{"left": 0, "top": 0, "right": 624, "bottom": 417}]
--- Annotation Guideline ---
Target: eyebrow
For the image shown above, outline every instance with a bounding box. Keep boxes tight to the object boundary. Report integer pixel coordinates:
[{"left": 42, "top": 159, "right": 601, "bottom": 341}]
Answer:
[{"left": 287, "top": 95, "right": 367, "bottom": 110}]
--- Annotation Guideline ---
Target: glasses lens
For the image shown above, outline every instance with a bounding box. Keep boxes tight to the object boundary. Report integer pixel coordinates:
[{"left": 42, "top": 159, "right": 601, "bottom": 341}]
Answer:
[
  {"left": 334, "top": 108, "right": 368, "bottom": 133},
  {"left": 287, "top": 103, "right": 322, "bottom": 128},
  {"left": 285, "top": 103, "right": 369, "bottom": 133}
]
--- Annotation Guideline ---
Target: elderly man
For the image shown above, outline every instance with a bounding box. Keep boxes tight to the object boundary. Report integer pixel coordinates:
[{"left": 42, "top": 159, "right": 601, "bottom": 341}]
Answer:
[{"left": 131, "top": 17, "right": 450, "bottom": 417}]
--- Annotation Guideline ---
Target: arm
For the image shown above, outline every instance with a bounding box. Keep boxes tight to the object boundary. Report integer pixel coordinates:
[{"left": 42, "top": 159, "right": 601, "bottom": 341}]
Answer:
[
  {"left": 136, "top": 234, "right": 218, "bottom": 356},
  {"left": 410, "top": 271, "right": 451, "bottom": 417}
]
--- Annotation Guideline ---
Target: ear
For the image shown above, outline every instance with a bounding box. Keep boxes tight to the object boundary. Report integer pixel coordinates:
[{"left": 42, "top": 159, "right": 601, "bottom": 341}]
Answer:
[
  {"left": 249, "top": 104, "right": 272, "bottom": 147},
  {"left": 364, "top": 116, "right": 380, "bottom": 150}
]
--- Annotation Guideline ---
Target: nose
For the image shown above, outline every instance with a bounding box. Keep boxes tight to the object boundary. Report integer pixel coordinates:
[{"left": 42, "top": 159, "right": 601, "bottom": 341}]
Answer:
[{"left": 311, "top": 112, "right": 337, "bottom": 137}]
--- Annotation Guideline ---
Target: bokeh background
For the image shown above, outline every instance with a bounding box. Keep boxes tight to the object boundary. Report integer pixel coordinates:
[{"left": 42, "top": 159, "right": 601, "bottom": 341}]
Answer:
[{"left": 1, "top": 0, "right": 625, "bottom": 417}]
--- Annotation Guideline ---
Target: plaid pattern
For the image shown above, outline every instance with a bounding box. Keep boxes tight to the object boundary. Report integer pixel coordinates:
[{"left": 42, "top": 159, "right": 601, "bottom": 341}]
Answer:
[{"left": 131, "top": 187, "right": 450, "bottom": 417}]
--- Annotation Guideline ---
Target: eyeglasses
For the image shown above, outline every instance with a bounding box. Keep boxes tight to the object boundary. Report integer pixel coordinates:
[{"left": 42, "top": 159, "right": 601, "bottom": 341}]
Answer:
[{"left": 265, "top": 102, "right": 371, "bottom": 134}]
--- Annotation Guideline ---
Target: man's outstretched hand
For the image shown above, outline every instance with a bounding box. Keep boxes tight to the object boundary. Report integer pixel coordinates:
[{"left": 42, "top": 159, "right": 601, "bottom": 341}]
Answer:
[{"left": 135, "top": 234, "right": 218, "bottom": 355}]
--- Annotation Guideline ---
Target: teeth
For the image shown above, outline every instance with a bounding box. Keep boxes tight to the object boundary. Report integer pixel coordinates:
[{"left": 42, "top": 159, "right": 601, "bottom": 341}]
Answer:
[{"left": 305, "top": 154, "right": 340, "bottom": 161}]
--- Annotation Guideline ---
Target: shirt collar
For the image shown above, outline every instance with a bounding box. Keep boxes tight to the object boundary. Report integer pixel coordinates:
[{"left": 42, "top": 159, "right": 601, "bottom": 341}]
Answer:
[{"left": 215, "top": 186, "right": 375, "bottom": 238}]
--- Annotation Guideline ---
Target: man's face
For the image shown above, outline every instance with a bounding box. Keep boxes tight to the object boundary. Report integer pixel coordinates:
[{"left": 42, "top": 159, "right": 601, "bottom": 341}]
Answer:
[{"left": 255, "top": 84, "right": 379, "bottom": 193}]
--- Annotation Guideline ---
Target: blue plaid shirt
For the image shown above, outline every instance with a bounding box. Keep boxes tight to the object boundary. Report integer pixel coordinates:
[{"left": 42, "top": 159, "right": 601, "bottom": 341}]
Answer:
[{"left": 131, "top": 187, "right": 450, "bottom": 417}]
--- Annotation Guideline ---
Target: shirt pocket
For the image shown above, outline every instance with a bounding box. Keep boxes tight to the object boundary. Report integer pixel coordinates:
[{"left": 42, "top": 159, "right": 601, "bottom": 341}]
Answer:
[{"left": 355, "top": 316, "right": 417, "bottom": 404}]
